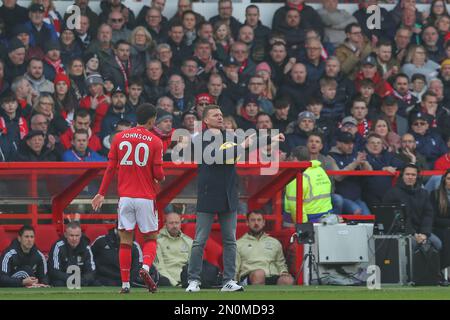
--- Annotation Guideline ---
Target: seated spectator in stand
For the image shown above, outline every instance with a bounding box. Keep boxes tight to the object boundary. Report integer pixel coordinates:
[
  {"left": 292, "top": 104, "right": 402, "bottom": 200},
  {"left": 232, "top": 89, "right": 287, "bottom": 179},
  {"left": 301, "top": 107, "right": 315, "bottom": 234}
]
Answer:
[
  {"left": 14, "top": 130, "right": 59, "bottom": 162},
  {"left": 143, "top": 59, "right": 168, "bottom": 105},
  {"left": 0, "top": 225, "right": 49, "bottom": 288},
  {"left": 25, "top": 3, "right": 58, "bottom": 49},
  {"left": 421, "top": 25, "right": 446, "bottom": 64},
  {"left": 266, "top": 41, "right": 291, "bottom": 87},
  {"left": 329, "top": 131, "right": 372, "bottom": 215},
  {"left": 48, "top": 221, "right": 96, "bottom": 287},
  {"left": 181, "top": 109, "right": 198, "bottom": 137},
  {"left": 305, "top": 97, "right": 334, "bottom": 148},
  {"left": 32, "top": 93, "right": 68, "bottom": 137},
  {"left": 59, "top": 26, "right": 83, "bottom": 67},
  {"left": 100, "top": 40, "right": 144, "bottom": 93},
  {"left": 364, "top": 133, "right": 405, "bottom": 205},
  {"left": 317, "top": 0, "right": 357, "bottom": 47},
  {"left": 155, "top": 212, "right": 193, "bottom": 287},
  {"left": 350, "top": 98, "right": 372, "bottom": 139},
  {"left": 319, "top": 77, "right": 345, "bottom": 122},
  {"left": 370, "top": 116, "right": 401, "bottom": 153},
  {"left": 358, "top": 82, "right": 383, "bottom": 119},
  {"left": 62, "top": 129, "right": 106, "bottom": 162},
  {"left": 335, "top": 23, "right": 372, "bottom": 79},
  {"left": 324, "top": 56, "right": 355, "bottom": 109},
  {"left": 337, "top": 116, "right": 366, "bottom": 152},
  {"left": 439, "top": 59, "right": 450, "bottom": 104},
  {"left": 427, "top": 79, "right": 450, "bottom": 139},
  {"left": 237, "top": 75, "right": 273, "bottom": 115},
  {"left": 206, "top": 74, "right": 234, "bottom": 118},
  {"left": 100, "top": 86, "right": 136, "bottom": 140},
  {"left": 300, "top": 38, "right": 325, "bottom": 83},
  {"left": 244, "top": 5, "right": 271, "bottom": 47},
  {"left": 108, "top": 11, "right": 131, "bottom": 44},
  {"left": 156, "top": 44, "right": 176, "bottom": 75},
  {"left": 401, "top": 45, "right": 440, "bottom": 83},
  {"left": 409, "top": 91, "right": 441, "bottom": 132},
  {"left": 380, "top": 96, "right": 408, "bottom": 137},
  {"left": 42, "top": 41, "right": 65, "bottom": 82},
  {"left": 167, "top": 74, "right": 194, "bottom": 115},
  {"left": 236, "top": 211, "right": 293, "bottom": 286},
  {"left": 180, "top": 58, "right": 207, "bottom": 97},
  {"left": 280, "top": 63, "right": 317, "bottom": 115},
  {"left": 354, "top": 55, "right": 394, "bottom": 99},
  {"left": 285, "top": 111, "right": 316, "bottom": 154},
  {"left": 393, "top": 27, "right": 412, "bottom": 65},
  {"left": 80, "top": 73, "right": 111, "bottom": 134},
  {"left": 411, "top": 73, "right": 428, "bottom": 103},
  {"left": 182, "top": 10, "right": 198, "bottom": 47},
  {"left": 4, "top": 39, "right": 27, "bottom": 83},
  {"left": 86, "top": 23, "right": 114, "bottom": 64},
  {"left": 60, "top": 110, "right": 101, "bottom": 152},
  {"left": 392, "top": 73, "right": 418, "bottom": 117},
  {"left": 0, "top": 93, "right": 28, "bottom": 157},
  {"left": 374, "top": 40, "right": 400, "bottom": 81},
  {"left": 99, "top": 0, "right": 136, "bottom": 31},
  {"left": 126, "top": 78, "right": 146, "bottom": 110},
  {"left": 11, "top": 76, "right": 35, "bottom": 120},
  {"left": 395, "top": 133, "right": 429, "bottom": 171},
  {"left": 431, "top": 170, "right": 450, "bottom": 271},
  {"left": 383, "top": 164, "right": 442, "bottom": 252},
  {"left": 353, "top": 0, "right": 396, "bottom": 42},
  {"left": 410, "top": 112, "right": 447, "bottom": 168},
  {"left": 236, "top": 94, "right": 261, "bottom": 131},
  {"left": 151, "top": 108, "right": 175, "bottom": 157},
  {"left": 91, "top": 224, "right": 144, "bottom": 287},
  {"left": 24, "top": 58, "right": 55, "bottom": 95},
  {"left": 229, "top": 41, "right": 257, "bottom": 84},
  {"left": 53, "top": 73, "right": 79, "bottom": 125},
  {"left": 209, "top": 0, "right": 241, "bottom": 40},
  {"left": 271, "top": 97, "right": 293, "bottom": 134},
  {"left": 101, "top": 119, "right": 132, "bottom": 155}
]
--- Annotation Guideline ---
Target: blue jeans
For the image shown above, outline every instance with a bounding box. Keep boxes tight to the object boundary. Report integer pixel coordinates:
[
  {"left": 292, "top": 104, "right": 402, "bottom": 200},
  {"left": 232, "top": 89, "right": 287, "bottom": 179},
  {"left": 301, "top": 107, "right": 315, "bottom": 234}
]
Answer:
[
  {"left": 187, "top": 211, "right": 237, "bottom": 285},
  {"left": 332, "top": 193, "right": 343, "bottom": 215},
  {"left": 342, "top": 198, "right": 371, "bottom": 215},
  {"left": 425, "top": 175, "right": 442, "bottom": 193}
]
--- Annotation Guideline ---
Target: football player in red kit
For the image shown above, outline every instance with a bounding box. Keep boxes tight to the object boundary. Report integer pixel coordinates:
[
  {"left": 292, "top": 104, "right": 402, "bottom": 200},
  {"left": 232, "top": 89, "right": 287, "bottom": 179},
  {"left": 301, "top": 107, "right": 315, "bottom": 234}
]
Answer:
[{"left": 92, "top": 103, "right": 165, "bottom": 294}]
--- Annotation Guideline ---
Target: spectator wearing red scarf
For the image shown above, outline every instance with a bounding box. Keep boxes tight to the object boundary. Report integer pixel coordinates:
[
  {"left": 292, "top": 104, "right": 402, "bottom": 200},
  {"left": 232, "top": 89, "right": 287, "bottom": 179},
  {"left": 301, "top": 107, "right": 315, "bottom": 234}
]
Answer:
[
  {"left": 236, "top": 94, "right": 260, "bottom": 131},
  {"left": 43, "top": 40, "right": 66, "bottom": 82},
  {"left": 151, "top": 109, "right": 175, "bottom": 156},
  {"left": 79, "top": 74, "right": 110, "bottom": 134}
]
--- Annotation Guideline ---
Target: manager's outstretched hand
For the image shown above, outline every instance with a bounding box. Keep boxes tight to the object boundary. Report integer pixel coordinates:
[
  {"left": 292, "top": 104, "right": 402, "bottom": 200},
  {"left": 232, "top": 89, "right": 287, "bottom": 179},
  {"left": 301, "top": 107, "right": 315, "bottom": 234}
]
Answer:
[{"left": 92, "top": 194, "right": 105, "bottom": 212}]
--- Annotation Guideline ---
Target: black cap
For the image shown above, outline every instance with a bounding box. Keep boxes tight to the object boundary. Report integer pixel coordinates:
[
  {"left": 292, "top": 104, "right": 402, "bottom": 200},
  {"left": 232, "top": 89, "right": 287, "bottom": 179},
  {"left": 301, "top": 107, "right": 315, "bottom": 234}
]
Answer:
[
  {"left": 11, "top": 24, "right": 30, "bottom": 37},
  {"left": 29, "top": 3, "right": 45, "bottom": 12},
  {"left": 24, "top": 130, "right": 45, "bottom": 140},
  {"left": 7, "top": 38, "right": 25, "bottom": 53},
  {"left": 382, "top": 95, "right": 398, "bottom": 106},
  {"left": 112, "top": 86, "right": 126, "bottom": 95},
  {"left": 181, "top": 109, "right": 199, "bottom": 122},
  {"left": 242, "top": 93, "right": 260, "bottom": 107},
  {"left": 410, "top": 112, "right": 431, "bottom": 124},
  {"left": 44, "top": 40, "right": 60, "bottom": 53},
  {"left": 223, "top": 56, "right": 240, "bottom": 67},
  {"left": 336, "top": 131, "right": 355, "bottom": 143},
  {"left": 361, "top": 55, "right": 377, "bottom": 67}
]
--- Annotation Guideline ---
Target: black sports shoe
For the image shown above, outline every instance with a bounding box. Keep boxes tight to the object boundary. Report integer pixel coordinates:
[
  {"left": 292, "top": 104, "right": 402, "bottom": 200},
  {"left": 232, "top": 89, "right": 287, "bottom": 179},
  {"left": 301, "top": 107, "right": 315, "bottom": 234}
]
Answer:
[
  {"left": 139, "top": 268, "right": 157, "bottom": 293},
  {"left": 119, "top": 287, "right": 130, "bottom": 294}
]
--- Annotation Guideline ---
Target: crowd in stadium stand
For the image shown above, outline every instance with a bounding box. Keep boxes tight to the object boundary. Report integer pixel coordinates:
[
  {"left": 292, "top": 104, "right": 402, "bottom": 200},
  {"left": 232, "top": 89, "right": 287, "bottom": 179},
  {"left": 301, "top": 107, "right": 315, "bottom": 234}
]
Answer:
[{"left": 0, "top": 0, "right": 450, "bottom": 287}]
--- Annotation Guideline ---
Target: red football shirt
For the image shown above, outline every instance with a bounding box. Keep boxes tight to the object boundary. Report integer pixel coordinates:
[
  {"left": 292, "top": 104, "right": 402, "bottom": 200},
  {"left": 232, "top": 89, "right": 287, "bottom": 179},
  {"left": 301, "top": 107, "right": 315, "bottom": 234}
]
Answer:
[{"left": 98, "top": 126, "right": 164, "bottom": 199}]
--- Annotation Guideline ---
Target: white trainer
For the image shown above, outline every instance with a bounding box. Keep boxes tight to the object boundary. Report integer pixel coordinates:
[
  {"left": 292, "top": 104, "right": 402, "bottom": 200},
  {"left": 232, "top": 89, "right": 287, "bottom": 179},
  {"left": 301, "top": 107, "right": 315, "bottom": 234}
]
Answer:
[
  {"left": 186, "top": 280, "right": 201, "bottom": 292},
  {"left": 220, "top": 280, "right": 244, "bottom": 292}
]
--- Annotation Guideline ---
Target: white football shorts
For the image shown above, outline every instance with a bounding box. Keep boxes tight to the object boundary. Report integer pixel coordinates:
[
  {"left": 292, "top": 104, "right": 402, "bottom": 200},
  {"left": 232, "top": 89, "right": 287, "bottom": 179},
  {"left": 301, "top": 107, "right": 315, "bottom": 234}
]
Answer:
[{"left": 118, "top": 197, "right": 158, "bottom": 234}]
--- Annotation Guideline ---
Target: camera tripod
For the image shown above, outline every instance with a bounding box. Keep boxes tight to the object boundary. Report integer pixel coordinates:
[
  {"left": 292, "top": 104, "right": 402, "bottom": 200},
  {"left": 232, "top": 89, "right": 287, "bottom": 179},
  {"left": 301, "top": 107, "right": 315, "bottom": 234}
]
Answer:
[{"left": 295, "top": 242, "right": 322, "bottom": 285}]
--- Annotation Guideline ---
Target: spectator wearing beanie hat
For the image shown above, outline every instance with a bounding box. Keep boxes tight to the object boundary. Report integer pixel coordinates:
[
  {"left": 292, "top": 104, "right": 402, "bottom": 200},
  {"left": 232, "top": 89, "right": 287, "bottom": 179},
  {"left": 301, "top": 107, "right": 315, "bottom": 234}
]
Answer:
[
  {"left": 10, "top": 24, "right": 45, "bottom": 61},
  {"left": 285, "top": 111, "right": 316, "bottom": 153},
  {"left": 80, "top": 73, "right": 111, "bottom": 134},
  {"left": 255, "top": 62, "right": 277, "bottom": 100},
  {"left": 151, "top": 108, "right": 175, "bottom": 155},
  {"left": 43, "top": 40, "right": 65, "bottom": 82},
  {"left": 24, "top": 3, "right": 58, "bottom": 49},
  {"left": 236, "top": 93, "right": 261, "bottom": 131},
  {"left": 59, "top": 25, "right": 83, "bottom": 66},
  {"left": 84, "top": 52, "right": 100, "bottom": 76},
  {"left": 53, "top": 73, "right": 79, "bottom": 124},
  {"left": 5, "top": 38, "right": 27, "bottom": 83}
]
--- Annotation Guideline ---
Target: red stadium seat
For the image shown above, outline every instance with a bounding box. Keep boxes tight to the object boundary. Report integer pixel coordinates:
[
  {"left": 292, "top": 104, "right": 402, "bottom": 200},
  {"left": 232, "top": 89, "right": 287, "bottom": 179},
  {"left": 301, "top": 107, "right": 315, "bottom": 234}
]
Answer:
[
  {"left": 85, "top": 225, "right": 109, "bottom": 244},
  {"left": 34, "top": 225, "right": 60, "bottom": 257}
]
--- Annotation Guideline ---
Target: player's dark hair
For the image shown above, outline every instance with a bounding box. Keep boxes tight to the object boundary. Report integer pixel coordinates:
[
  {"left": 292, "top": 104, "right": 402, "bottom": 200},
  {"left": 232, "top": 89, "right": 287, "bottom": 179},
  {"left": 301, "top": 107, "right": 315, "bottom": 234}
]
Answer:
[
  {"left": 18, "top": 225, "right": 35, "bottom": 236},
  {"left": 136, "top": 103, "right": 157, "bottom": 125}
]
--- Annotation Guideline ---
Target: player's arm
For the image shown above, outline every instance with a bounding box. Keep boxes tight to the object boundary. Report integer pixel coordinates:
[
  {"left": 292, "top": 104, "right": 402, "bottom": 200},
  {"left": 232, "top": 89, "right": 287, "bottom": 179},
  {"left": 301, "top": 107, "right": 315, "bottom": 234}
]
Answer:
[
  {"left": 152, "top": 140, "right": 165, "bottom": 182},
  {"left": 92, "top": 138, "right": 119, "bottom": 211}
]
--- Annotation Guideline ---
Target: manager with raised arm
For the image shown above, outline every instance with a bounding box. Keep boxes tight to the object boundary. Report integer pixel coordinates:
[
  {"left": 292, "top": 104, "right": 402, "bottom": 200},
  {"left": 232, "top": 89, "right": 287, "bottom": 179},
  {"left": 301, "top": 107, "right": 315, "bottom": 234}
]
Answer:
[{"left": 186, "top": 104, "right": 284, "bottom": 292}]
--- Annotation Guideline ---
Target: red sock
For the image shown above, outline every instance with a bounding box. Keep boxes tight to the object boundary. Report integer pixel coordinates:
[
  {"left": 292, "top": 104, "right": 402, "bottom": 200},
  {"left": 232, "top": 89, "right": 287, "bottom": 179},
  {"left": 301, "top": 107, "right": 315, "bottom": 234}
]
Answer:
[
  {"left": 119, "top": 244, "right": 132, "bottom": 283},
  {"left": 142, "top": 239, "right": 157, "bottom": 268}
]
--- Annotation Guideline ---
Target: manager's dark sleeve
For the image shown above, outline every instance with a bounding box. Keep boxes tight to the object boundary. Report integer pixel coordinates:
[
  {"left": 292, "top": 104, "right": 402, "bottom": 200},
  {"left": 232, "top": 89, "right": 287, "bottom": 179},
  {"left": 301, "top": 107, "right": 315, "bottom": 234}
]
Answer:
[
  {"left": 47, "top": 242, "right": 70, "bottom": 284},
  {"left": 81, "top": 246, "right": 96, "bottom": 286}
]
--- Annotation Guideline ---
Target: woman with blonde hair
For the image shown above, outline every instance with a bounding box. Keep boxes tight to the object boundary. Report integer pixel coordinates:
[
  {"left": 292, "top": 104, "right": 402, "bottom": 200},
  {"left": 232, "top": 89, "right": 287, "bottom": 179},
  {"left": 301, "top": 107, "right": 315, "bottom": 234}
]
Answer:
[
  {"left": 129, "top": 26, "right": 156, "bottom": 65},
  {"left": 401, "top": 44, "right": 441, "bottom": 82},
  {"left": 213, "top": 20, "right": 234, "bottom": 62},
  {"left": 370, "top": 115, "right": 401, "bottom": 153},
  {"left": 32, "top": 93, "right": 68, "bottom": 136},
  {"left": 223, "top": 115, "right": 238, "bottom": 131},
  {"left": 32, "top": 0, "right": 63, "bottom": 34}
]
